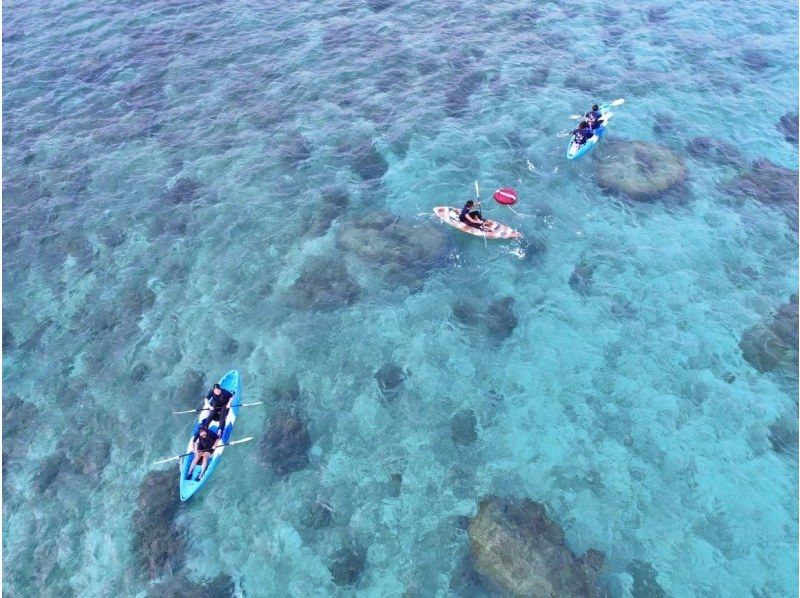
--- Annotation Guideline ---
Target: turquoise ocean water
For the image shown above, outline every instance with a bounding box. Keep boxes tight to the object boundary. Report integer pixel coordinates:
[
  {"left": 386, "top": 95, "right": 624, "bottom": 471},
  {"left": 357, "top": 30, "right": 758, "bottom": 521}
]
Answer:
[{"left": 3, "top": 0, "right": 798, "bottom": 595}]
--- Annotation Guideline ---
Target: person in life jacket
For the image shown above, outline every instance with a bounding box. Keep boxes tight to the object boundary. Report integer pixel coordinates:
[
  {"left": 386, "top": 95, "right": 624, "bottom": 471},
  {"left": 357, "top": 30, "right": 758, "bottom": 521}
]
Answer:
[
  {"left": 200, "top": 383, "right": 234, "bottom": 437},
  {"left": 459, "top": 199, "right": 486, "bottom": 229},
  {"left": 584, "top": 104, "right": 604, "bottom": 130},
  {"left": 186, "top": 425, "right": 220, "bottom": 480},
  {"left": 571, "top": 121, "right": 595, "bottom": 146}
]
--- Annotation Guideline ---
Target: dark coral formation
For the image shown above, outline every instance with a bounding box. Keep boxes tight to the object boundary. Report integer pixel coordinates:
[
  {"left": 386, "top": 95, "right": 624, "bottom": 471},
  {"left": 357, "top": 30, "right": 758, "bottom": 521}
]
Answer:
[
  {"left": 3, "top": 395, "right": 38, "bottom": 459},
  {"left": 328, "top": 545, "right": 366, "bottom": 587},
  {"left": 569, "top": 262, "right": 595, "bottom": 296},
  {"left": 452, "top": 297, "right": 518, "bottom": 342},
  {"left": 374, "top": 361, "right": 407, "bottom": 395},
  {"left": 778, "top": 112, "right": 798, "bottom": 145},
  {"left": 388, "top": 473, "right": 403, "bottom": 497},
  {"left": 596, "top": 140, "right": 686, "bottom": 201},
  {"left": 768, "top": 414, "right": 798, "bottom": 457},
  {"left": 302, "top": 498, "right": 334, "bottom": 529},
  {"left": 175, "top": 369, "right": 207, "bottom": 406},
  {"left": 444, "top": 71, "right": 485, "bottom": 117},
  {"left": 739, "top": 294, "right": 798, "bottom": 376},
  {"left": 342, "top": 139, "right": 388, "bottom": 181},
  {"left": 261, "top": 409, "right": 312, "bottom": 476},
  {"left": 725, "top": 159, "right": 799, "bottom": 232},
  {"left": 132, "top": 470, "right": 185, "bottom": 580},
  {"left": 336, "top": 211, "right": 451, "bottom": 290},
  {"left": 147, "top": 573, "right": 236, "bottom": 598},
  {"left": 451, "top": 410, "right": 478, "bottom": 445},
  {"left": 725, "top": 159, "right": 798, "bottom": 208},
  {"left": 165, "top": 177, "right": 201, "bottom": 204},
  {"left": 468, "top": 496, "right": 604, "bottom": 597},
  {"left": 278, "top": 133, "right": 312, "bottom": 166},
  {"left": 685, "top": 137, "right": 743, "bottom": 167},
  {"left": 288, "top": 255, "right": 360, "bottom": 311},
  {"left": 309, "top": 187, "right": 350, "bottom": 236},
  {"left": 628, "top": 560, "right": 667, "bottom": 597}
]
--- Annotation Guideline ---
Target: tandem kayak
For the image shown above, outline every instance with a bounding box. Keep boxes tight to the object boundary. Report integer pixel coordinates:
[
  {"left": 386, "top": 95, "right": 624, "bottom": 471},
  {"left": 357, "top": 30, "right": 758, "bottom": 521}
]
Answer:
[
  {"left": 567, "top": 111, "right": 614, "bottom": 160},
  {"left": 179, "top": 370, "right": 241, "bottom": 501},
  {"left": 433, "top": 206, "right": 522, "bottom": 239}
]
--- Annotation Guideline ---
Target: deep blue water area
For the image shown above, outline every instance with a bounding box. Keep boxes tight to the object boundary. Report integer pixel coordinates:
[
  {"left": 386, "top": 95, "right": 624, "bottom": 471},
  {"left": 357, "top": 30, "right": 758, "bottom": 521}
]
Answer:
[{"left": 3, "top": 0, "right": 798, "bottom": 595}]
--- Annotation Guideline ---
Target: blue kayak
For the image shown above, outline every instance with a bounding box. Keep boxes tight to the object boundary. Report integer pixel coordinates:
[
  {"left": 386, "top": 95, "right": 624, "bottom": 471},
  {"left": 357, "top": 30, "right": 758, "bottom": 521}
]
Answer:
[
  {"left": 567, "top": 110, "right": 614, "bottom": 160},
  {"left": 179, "top": 370, "right": 241, "bottom": 501}
]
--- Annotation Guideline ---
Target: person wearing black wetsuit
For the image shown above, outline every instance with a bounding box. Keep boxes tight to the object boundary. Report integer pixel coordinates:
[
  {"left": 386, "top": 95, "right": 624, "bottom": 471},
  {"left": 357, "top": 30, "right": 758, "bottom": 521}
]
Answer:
[
  {"left": 570, "top": 121, "right": 594, "bottom": 146},
  {"left": 459, "top": 200, "right": 485, "bottom": 229},
  {"left": 200, "top": 383, "right": 234, "bottom": 436},
  {"left": 186, "top": 426, "right": 219, "bottom": 480}
]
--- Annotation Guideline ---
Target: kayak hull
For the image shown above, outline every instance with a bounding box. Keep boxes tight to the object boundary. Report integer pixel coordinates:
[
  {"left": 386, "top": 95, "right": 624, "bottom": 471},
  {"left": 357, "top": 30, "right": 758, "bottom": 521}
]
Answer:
[
  {"left": 179, "top": 370, "right": 240, "bottom": 501},
  {"left": 567, "top": 110, "right": 614, "bottom": 160},
  {"left": 433, "top": 206, "right": 522, "bottom": 239}
]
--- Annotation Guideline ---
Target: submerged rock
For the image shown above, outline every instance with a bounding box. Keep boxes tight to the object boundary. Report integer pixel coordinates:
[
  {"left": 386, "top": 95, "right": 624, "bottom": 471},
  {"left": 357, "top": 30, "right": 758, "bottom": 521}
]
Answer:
[
  {"left": 175, "top": 370, "right": 206, "bottom": 406},
  {"left": 686, "top": 137, "right": 743, "bottom": 167},
  {"left": 652, "top": 112, "right": 675, "bottom": 136},
  {"left": 132, "top": 469, "right": 185, "bottom": 580},
  {"left": 485, "top": 297, "right": 518, "bottom": 341},
  {"left": 288, "top": 255, "right": 360, "bottom": 311},
  {"left": 768, "top": 414, "right": 798, "bottom": 457},
  {"left": 778, "top": 112, "right": 799, "bottom": 145},
  {"left": 278, "top": 133, "right": 312, "bottom": 166},
  {"left": 303, "top": 498, "right": 334, "bottom": 529},
  {"left": 628, "top": 560, "right": 667, "bottom": 598},
  {"left": 739, "top": 294, "right": 798, "bottom": 376},
  {"left": 336, "top": 211, "right": 451, "bottom": 290},
  {"left": 165, "top": 177, "right": 201, "bottom": 204},
  {"left": 569, "top": 262, "right": 595, "bottom": 296},
  {"left": 388, "top": 473, "right": 403, "bottom": 497},
  {"left": 328, "top": 545, "right": 366, "bottom": 587},
  {"left": 451, "top": 410, "right": 478, "bottom": 445},
  {"left": 147, "top": 573, "right": 236, "bottom": 598},
  {"left": 70, "top": 436, "right": 111, "bottom": 479},
  {"left": 33, "top": 453, "right": 67, "bottom": 494},
  {"left": 444, "top": 71, "right": 485, "bottom": 117},
  {"left": 596, "top": 140, "right": 687, "bottom": 201},
  {"left": 261, "top": 409, "right": 311, "bottom": 476},
  {"left": 468, "top": 495, "right": 604, "bottom": 597},
  {"left": 344, "top": 139, "right": 388, "bottom": 181},
  {"left": 452, "top": 296, "right": 518, "bottom": 342},
  {"left": 740, "top": 48, "right": 773, "bottom": 71},
  {"left": 374, "top": 361, "right": 407, "bottom": 394},
  {"left": 725, "top": 158, "right": 799, "bottom": 214},
  {"left": 270, "top": 374, "right": 301, "bottom": 404}
]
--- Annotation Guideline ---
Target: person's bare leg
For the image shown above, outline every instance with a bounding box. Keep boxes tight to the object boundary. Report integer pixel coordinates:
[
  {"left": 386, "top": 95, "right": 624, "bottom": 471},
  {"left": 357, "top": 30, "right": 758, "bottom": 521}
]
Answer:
[
  {"left": 187, "top": 452, "right": 201, "bottom": 478},
  {"left": 199, "top": 452, "right": 211, "bottom": 478}
]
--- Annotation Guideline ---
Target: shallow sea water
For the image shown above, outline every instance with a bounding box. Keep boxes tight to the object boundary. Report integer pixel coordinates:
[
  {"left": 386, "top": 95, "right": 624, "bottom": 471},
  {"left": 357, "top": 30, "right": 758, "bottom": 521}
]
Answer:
[{"left": 3, "top": 0, "right": 798, "bottom": 596}]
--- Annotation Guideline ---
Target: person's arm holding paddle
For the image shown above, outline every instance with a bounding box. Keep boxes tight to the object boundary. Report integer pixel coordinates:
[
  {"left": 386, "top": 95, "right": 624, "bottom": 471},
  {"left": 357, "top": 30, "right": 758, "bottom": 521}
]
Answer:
[{"left": 459, "top": 200, "right": 485, "bottom": 229}]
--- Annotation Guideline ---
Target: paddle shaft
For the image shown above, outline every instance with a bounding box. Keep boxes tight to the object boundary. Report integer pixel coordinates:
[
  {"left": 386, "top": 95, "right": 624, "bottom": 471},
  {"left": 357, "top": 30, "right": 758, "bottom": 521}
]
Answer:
[
  {"left": 152, "top": 436, "right": 254, "bottom": 465},
  {"left": 569, "top": 97, "right": 624, "bottom": 119},
  {"left": 172, "top": 401, "right": 263, "bottom": 415}
]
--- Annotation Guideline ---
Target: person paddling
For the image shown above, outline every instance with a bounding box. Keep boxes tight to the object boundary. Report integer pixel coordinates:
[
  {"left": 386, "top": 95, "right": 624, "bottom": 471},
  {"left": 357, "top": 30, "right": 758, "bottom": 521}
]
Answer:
[
  {"left": 200, "top": 383, "right": 234, "bottom": 437},
  {"left": 584, "top": 104, "right": 604, "bottom": 130},
  {"left": 186, "top": 425, "right": 220, "bottom": 480},
  {"left": 459, "top": 199, "right": 486, "bottom": 230},
  {"left": 570, "top": 121, "right": 595, "bottom": 147}
]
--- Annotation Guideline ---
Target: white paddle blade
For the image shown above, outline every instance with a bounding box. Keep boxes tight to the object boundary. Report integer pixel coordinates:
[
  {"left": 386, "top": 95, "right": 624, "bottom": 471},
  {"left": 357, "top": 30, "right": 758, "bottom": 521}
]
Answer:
[
  {"left": 474, "top": 181, "right": 480, "bottom": 197},
  {"left": 226, "top": 436, "right": 254, "bottom": 446},
  {"left": 609, "top": 98, "right": 625, "bottom": 106}
]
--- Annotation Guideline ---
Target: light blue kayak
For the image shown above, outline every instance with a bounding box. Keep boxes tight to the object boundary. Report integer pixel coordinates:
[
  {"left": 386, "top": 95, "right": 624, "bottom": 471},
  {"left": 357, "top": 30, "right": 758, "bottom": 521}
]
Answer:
[
  {"left": 179, "top": 370, "right": 241, "bottom": 501},
  {"left": 567, "top": 110, "right": 614, "bottom": 160}
]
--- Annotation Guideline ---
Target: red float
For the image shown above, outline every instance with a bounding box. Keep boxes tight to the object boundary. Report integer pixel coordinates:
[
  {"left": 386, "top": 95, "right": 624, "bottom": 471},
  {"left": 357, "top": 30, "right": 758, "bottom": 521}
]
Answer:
[{"left": 493, "top": 187, "right": 518, "bottom": 205}]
